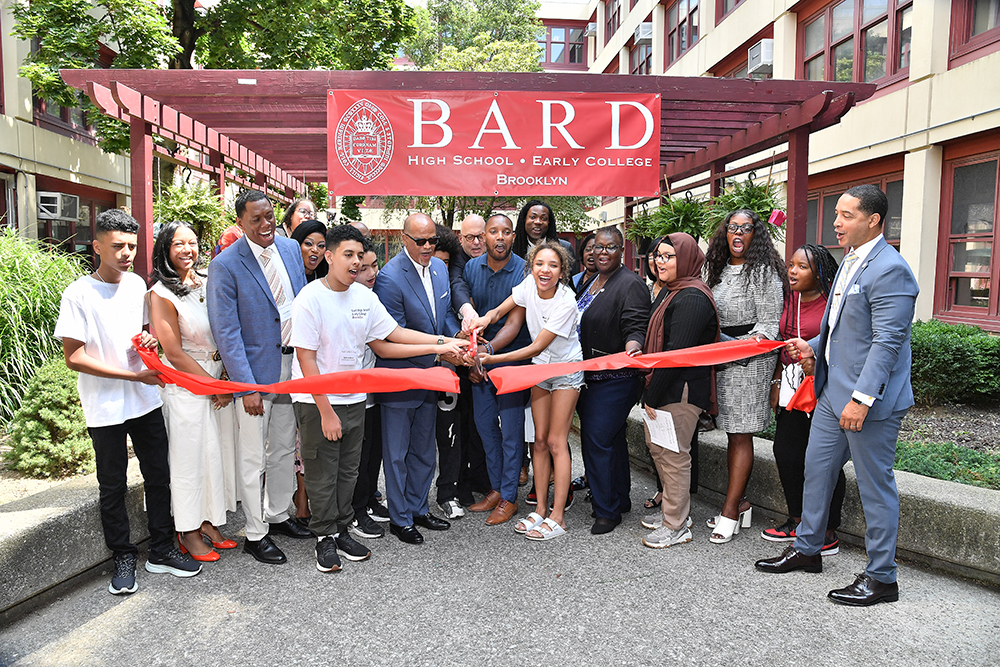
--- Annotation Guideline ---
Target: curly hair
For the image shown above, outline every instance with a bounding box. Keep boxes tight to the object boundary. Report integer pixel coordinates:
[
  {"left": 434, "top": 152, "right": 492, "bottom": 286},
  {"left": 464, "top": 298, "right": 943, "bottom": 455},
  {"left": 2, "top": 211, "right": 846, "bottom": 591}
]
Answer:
[
  {"left": 704, "top": 209, "right": 788, "bottom": 295},
  {"left": 512, "top": 200, "right": 557, "bottom": 258},
  {"left": 434, "top": 224, "right": 462, "bottom": 264},
  {"left": 797, "top": 243, "right": 839, "bottom": 300},
  {"left": 150, "top": 220, "right": 205, "bottom": 298},
  {"left": 525, "top": 241, "right": 574, "bottom": 286}
]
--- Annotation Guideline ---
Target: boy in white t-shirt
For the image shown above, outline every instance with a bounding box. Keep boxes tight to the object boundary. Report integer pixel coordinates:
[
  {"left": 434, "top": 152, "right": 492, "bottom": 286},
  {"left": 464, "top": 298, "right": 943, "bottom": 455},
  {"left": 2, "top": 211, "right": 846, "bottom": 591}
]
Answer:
[
  {"left": 54, "top": 209, "right": 201, "bottom": 596},
  {"left": 290, "top": 225, "right": 467, "bottom": 573}
]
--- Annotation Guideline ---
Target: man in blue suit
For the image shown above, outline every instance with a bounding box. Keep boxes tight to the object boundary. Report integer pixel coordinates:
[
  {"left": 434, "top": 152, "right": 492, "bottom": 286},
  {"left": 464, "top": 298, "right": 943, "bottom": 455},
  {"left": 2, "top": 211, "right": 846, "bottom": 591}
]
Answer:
[
  {"left": 374, "top": 213, "right": 461, "bottom": 544},
  {"left": 756, "top": 184, "right": 918, "bottom": 606},
  {"left": 208, "top": 189, "right": 313, "bottom": 565}
]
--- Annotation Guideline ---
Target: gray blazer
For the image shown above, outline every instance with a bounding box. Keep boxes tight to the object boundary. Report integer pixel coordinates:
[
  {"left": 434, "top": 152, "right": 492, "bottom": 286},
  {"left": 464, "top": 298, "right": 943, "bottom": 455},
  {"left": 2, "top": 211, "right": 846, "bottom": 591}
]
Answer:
[
  {"left": 809, "top": 236, "right": 919, "bottom": 421},
  {"left": 207, "top": 235, "right": 307, "bottom": 396}
]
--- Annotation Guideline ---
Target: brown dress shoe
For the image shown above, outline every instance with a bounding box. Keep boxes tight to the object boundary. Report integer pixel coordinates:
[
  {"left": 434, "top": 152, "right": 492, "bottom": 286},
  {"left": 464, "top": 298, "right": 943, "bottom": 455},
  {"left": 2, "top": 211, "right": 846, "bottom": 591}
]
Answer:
[
  {"left": 518, "top": 466, "right": 529, "bottom": 486},
  {"left": 469, "top": 489, "right": 501, "bottom": 512},
  {"left": 486, "top": 499, "right": 518, "bottom": 525}
]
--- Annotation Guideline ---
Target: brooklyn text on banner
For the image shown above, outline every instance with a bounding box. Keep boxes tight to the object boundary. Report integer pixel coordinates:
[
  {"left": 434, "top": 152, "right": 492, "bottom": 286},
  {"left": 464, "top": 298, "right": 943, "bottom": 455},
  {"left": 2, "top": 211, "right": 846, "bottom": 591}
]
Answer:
[{"left": 327, "top": 90, "right": 661, "bottom": 197}]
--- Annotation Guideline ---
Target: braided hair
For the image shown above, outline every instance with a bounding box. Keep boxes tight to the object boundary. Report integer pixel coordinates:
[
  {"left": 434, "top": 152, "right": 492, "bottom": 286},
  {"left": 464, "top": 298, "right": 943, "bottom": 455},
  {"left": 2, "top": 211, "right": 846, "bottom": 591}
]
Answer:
[
  {"left": 797, "top": 243, "right": 839, "bottom": 299},
  {"left": 705, "top": 209, "right": 789, "bottom": 295}
]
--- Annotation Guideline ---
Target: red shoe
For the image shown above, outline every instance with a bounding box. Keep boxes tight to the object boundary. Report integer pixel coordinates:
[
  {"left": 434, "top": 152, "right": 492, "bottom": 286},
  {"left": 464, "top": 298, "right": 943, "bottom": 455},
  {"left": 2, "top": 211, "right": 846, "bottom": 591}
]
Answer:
[
  {"left": 761, "top": 518, "right": 798, "bottom": 542},
  {"left": 177, "top": 534, "right": 221, "bottom": 561},
  {"left": 200, "top": 531, "right": 238, "bottom": 549}
]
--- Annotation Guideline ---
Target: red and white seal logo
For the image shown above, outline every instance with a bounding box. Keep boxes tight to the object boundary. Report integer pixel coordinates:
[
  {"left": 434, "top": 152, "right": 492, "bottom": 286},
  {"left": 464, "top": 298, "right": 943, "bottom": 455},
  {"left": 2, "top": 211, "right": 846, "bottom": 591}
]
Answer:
[{"left": 335, "top": 99, "right": 393, "bottom": 184}]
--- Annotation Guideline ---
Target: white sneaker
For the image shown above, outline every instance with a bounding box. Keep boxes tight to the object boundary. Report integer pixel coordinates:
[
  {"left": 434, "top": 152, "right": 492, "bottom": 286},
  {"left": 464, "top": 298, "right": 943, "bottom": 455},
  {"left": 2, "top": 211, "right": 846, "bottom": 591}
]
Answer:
[
  {"left": 641, "top": 514, "right": 693, "bottom": 530},
  {"left": 642, "top": 525, "right": 693, "bottom": 549},
  {"left": 440, "top": 498, "right": 466, "bottom": 519}
]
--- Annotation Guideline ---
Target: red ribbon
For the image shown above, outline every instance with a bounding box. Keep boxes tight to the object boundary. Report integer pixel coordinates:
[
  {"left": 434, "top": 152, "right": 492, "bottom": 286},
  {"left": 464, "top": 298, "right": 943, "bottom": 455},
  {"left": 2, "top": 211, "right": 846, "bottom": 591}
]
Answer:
[
  {"left": 487, "top": 339, "right": 785, "bottom": 394},
  {"left": 785, "top": 375, "right": 818, "bottom": 413},
  {"left": 132, "top": 335, "right": 460, "bottom": 396}
]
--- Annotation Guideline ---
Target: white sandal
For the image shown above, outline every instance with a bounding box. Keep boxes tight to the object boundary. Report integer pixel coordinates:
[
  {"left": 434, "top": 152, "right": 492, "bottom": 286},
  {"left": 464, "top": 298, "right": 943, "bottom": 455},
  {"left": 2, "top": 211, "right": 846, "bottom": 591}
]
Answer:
[
  {"left": 709, "top": 515, "right": 741, "bottom": 544},
  {"left": 526, "top": 517, "right": 567, "bottom": 541},
  {"left": 514, "top": 512, "right": 545, "bottom": 535}
]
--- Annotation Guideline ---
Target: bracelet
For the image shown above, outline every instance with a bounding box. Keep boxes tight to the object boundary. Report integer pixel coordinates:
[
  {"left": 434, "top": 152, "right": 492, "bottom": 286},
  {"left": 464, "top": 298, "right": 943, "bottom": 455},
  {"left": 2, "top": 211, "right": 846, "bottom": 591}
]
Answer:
[
  {"left": 770, "top": 379, "right": 781, "bottom": 386},
  {"left": 485, "top": 341, "right": 494, "bottom": 355}
]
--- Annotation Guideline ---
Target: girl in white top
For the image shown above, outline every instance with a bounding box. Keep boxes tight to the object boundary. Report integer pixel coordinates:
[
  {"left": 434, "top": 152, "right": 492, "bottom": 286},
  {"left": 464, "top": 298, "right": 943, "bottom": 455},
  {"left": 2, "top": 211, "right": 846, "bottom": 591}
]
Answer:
[
  {"left": 472, "top": 242, "right": 582, "bottom": 541},
  {"left": 148, "top": 221, "right": 238, "bottom": 561}
]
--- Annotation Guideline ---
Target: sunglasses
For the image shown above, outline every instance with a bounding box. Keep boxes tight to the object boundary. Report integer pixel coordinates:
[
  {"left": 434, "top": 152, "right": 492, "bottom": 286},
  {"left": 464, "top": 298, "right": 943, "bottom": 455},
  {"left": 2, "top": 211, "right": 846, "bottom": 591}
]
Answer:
[
  {"left": 726, "top": 223, "right": 755, "bottom": 234},
  {"left": 404, "top": 233, "right": 439, "bottom": 247}
]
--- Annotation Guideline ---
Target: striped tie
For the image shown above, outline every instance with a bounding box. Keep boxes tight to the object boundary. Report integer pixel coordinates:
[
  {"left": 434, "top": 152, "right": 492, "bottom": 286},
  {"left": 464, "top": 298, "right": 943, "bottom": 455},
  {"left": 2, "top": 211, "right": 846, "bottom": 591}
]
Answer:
[
  {"left": 830, "top": 251, "right": 859, "bottom": 323},
  {"left": 260, "top": 247, "right": 291, "bottom": 345}
]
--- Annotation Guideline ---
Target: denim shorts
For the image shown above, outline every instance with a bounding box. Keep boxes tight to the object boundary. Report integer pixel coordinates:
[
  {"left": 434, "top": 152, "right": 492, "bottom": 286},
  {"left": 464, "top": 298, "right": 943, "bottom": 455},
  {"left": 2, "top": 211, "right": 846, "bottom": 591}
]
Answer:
[{"left": 536, "top": 370, "right": 585, "bottom": 392}]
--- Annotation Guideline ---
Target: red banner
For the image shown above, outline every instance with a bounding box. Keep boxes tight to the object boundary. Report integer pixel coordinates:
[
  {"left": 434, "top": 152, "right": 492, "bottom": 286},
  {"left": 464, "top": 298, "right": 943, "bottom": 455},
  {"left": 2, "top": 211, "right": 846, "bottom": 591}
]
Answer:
[
  {"left": 327, "top": 90, "right": 661, "bottom": 197},
  {"left": 133, "top": 336, "right": 460, "bottom": 396},
  {"left": 487, "top": 339, "right": 785, "bottom": 394}
]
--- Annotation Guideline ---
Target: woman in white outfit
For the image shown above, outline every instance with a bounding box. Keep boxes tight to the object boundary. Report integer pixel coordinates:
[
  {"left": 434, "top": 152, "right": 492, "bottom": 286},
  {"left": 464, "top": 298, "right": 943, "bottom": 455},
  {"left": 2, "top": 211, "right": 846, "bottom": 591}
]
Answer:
[{"left": 149, "top": 221, "right": 238, "bottom": 561}]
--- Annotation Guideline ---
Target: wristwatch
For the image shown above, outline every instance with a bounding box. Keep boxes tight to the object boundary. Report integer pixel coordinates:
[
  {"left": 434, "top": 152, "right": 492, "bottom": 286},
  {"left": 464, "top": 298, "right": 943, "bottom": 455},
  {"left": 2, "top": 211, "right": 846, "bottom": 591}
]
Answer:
[
  {"left": 851, "top": 397, "right": 864, "bottom": 405},
  {"left": 437, "top": 335, "right": 445, "bottom": 345}
]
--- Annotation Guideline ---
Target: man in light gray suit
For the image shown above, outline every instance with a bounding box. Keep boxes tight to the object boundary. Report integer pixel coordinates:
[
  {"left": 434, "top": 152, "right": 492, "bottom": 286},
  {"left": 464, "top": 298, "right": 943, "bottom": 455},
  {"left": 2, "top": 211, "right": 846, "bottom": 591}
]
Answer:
[
  {"left": 208, "top": 189, "right": 313, "bottom": 565},
  {"left": 755, "top": 184, "right": 918, "bottom": 606}
]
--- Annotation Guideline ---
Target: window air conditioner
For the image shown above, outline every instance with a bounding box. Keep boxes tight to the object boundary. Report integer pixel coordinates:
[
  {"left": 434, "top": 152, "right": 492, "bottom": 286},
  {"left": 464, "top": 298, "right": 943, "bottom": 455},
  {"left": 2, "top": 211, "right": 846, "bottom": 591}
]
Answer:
[
  {"left": 37, "top": 192, "right": 80, "bottom": 221},
  {"left": 584, "top": 22, "right": 597, "bottom": 36},
  {"left": 634, "top": 22, "right": 653, "bottom": 46},
  {"left": 748, "top": 39, "right": 774, "bottom": 75}
]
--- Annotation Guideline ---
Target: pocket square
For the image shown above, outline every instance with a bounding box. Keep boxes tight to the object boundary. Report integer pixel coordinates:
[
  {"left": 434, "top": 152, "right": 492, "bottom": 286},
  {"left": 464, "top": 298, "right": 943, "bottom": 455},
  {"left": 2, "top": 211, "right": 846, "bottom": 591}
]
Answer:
[
  {"left": 848, "top": 284, "right": 861, "bottom": 295},
  {"left": 439, "top": 292, "right": 448, "bottom": 299}
]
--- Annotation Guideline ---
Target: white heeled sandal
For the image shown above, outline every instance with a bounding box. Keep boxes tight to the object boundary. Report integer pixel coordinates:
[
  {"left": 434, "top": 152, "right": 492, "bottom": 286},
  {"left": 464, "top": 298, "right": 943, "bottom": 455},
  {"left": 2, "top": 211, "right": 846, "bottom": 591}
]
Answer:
[
  {"left": 709, "top": 516, "right": 740, "bottom": 543},
  {"left": 706, "top": 506, "right": 752, "bottom": 530}
]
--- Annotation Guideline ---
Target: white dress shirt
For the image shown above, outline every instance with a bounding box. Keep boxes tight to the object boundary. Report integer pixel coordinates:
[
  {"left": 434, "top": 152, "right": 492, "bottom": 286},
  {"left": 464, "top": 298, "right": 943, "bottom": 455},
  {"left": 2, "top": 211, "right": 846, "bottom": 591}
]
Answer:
[
  {"left": 247, "top": 237, "right": 294, "bottom": 317},
  {"left": 405, "top": 249, "right": 436, "bottom": 321},
  {"left": 827, "top": 234, "right": 883, "bottom": 406}
]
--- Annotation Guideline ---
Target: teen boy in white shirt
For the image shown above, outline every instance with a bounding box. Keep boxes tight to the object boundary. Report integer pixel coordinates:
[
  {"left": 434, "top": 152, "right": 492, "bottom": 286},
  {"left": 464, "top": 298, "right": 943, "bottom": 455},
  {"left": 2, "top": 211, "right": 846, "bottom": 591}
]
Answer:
[
  {"left": 55, "top": 209, "right": 201, "bottom": 595},
  {"left": 290, "top": 225, "right": 466, "bottom": 572}
]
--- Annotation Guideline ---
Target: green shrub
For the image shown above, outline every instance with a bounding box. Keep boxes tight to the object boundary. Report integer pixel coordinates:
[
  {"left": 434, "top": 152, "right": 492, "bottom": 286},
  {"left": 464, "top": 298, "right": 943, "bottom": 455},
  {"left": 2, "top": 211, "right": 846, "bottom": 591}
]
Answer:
[
  {"left": 895, "top": 439, "right": 1000, "bottom": 491},
  {"left": 5, "top": 356, "right": 94, "bottom": 478},
  {"left": 153, "top": 181, "right": 234, "bottom": 256},
  {"left": 0, "top": 230, "right": 86, "bottom": 426},
  {"left": 910, "top": 320, "right": 1000, "bottom": 406}
]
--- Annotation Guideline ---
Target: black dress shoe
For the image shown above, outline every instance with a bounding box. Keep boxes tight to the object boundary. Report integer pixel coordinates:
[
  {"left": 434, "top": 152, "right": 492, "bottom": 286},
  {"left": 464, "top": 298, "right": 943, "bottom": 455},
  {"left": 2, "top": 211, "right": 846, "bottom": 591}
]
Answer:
[
  {"left": 591, "top": 516, "right": 621, "bottom": 535},
  {"left": 413, "top": 512, "right": 451, "bottom": 531},
  {"left": 244, "top": 535, "right": 287, "bottom": 564},
  {"left": 755, "top": 545, "right": 822, "bottom": 573},
  {"left": 268, "top": 518, "right": 314, "bottom": 539},
  {"left": 389, "top": 524, "right": 424, "bottom": 544},
  {"left": 828, "top": 573, "right": 899, "bottom": 606}
]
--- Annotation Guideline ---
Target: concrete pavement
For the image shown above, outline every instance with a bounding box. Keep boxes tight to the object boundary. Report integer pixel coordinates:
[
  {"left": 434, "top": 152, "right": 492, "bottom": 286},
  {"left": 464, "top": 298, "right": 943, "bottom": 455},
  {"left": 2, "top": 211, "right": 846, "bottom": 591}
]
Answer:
[{"left": 2, "top": 435, "right": 999, "bottom": 666}]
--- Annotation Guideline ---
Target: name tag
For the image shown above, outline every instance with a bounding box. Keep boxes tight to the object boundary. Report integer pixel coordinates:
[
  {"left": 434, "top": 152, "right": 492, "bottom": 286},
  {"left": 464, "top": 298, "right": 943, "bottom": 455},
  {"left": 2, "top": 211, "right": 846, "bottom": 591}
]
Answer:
[
  {"left": 339, "top": 351, "right": 358, "bottom": 369},
  {"left": 278, "top": 301, "right": 293, "bottom": 321},
  {"left": 126, "top": 347, "right": 141, "bottom": 370}
]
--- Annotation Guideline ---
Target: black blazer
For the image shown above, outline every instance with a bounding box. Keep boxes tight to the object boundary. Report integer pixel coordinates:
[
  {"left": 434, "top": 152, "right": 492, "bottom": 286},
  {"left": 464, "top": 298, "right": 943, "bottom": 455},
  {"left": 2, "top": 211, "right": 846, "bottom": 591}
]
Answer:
[
  {"left": 449, "top": 249, "right": 473, "bottom": 316},
  {"left": 578, "top": 266, "right": 650, "bottom": 361},
  {"left": 643, "top": 288, "right": 717, "bottom": 411}
]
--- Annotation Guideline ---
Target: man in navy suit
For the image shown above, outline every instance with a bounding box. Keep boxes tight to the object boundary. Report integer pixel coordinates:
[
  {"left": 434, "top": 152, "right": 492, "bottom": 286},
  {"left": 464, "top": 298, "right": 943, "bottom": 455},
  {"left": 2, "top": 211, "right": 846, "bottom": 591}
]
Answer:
[
  {"left": 373, "top": 213, "right": 461, "bottom": 544},
  {"left": 756, "top": 184, "right": 919, "bottom": 606},
  {"left": 208, "top": 189, "right": 313, "bottom": 565}
]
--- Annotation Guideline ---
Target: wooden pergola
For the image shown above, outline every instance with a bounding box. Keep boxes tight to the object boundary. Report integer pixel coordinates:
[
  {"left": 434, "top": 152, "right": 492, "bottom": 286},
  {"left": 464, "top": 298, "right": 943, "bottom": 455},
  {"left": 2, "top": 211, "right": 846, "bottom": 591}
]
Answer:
[{"left": 61, "top": 70, "right": 875, "bottom": 277}]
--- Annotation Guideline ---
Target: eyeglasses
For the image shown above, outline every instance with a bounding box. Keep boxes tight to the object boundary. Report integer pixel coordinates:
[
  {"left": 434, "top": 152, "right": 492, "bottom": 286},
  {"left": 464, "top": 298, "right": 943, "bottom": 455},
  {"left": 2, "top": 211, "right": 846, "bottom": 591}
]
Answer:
[
  {"left": 404, "top": 233, "right": 439, "bottom": 247},
  {"left": 462, "top": 234, "right": 485, "bottom": 243},
  {"left": 594, "top": 244, "right": 620, "bottom": 254},
  {"left": 295, "top": 207, "right": 316, "bottom": 216},
  {"left": 726, "top": 223, "right": 755, "bottom": 234},
  {"left": 653, "top": 252, "right": 676, "bottom": 262}
]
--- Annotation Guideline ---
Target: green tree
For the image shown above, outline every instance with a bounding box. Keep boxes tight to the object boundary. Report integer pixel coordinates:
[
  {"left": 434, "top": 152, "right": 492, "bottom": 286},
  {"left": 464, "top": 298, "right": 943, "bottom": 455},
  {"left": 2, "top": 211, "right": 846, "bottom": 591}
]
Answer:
[
  {"left": 13, "top": 0, "right": 415, "bottom": 152},
  {"left": 404, "top": 0, "right": 542, "bottom": 69}
]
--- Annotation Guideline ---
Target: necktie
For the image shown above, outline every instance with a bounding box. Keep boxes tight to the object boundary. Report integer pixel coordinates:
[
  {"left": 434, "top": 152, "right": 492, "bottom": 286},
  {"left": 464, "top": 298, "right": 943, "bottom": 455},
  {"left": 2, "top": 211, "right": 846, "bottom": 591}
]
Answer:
[
  {"left": 830, "top": 250, "right": 859, "bottom": 323},
  {"left": 260, "top": 247, "right": 291, "bottom": 345}
]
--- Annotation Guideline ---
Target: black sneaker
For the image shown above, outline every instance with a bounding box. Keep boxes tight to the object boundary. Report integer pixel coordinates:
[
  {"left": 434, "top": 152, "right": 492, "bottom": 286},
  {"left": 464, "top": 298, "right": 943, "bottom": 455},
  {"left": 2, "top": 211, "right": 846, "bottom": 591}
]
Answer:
[
  {"left": 549, "top": 489, "right": 575, "bottom": 511},
  {"left": 316, "top": 536, "right": 342, "bottom": 572},
  {"left": 335, "top": 532, "right": 372, "bottom": 562},
  {"left": 109, "top": 553, "right": 138, "bottom": 595},
  {"left": 145, "top": 547, "right": 202, "bottom": 578},
  {"left": 350, "top": 514, "right": 385, "bottom": 539},
  {"left": 368, "top": 502, "right": 390, "bottom": 523}
]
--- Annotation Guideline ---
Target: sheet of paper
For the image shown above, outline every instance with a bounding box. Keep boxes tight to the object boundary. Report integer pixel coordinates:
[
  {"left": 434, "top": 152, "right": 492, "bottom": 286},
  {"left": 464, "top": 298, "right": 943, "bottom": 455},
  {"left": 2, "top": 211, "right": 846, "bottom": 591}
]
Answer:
[{"left": 642, "top": 409, "right": 679, "bottom": 452}]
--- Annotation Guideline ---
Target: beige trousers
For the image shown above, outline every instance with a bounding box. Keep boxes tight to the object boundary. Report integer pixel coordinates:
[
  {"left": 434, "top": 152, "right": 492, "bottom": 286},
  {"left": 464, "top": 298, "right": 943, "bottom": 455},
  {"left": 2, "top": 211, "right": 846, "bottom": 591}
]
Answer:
[{"left": 643, "top": 384, "right": 703, "bottom": 531}]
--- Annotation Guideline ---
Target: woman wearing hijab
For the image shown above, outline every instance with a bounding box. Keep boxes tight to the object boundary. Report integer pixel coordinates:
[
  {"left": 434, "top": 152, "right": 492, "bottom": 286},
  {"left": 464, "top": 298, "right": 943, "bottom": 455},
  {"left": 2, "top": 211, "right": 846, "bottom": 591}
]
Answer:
[{"left": 639, "top": 233, "right": 719, "bottom": 549}]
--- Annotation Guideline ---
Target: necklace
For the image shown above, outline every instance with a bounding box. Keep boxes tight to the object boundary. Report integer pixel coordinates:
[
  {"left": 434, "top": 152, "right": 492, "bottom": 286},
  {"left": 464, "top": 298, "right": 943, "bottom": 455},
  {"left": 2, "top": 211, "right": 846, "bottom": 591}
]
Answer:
[{"left": 589, "top": 274, "right": 608, "bottom": 295}]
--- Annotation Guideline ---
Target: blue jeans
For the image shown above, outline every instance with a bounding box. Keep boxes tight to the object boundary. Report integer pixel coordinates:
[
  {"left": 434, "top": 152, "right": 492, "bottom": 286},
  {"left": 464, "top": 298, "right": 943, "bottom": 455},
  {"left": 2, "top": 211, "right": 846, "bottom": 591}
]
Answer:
[
  {"left": 578, "top": 376, "right": 641, "bottom": 520},
  {"left": 472, "top": 377, "right": 528, "bottom": 503}
]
